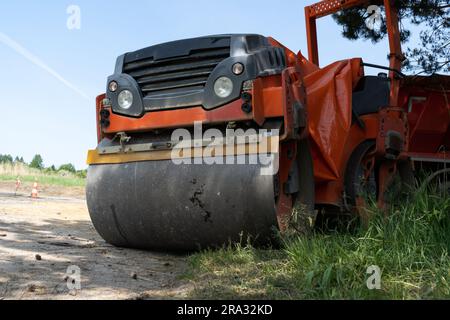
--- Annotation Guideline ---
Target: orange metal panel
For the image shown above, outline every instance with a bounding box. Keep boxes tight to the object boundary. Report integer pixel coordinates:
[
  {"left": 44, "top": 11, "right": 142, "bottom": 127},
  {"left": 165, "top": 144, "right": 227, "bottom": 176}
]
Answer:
[
  {"left": 95, "top": 94, "right": 105, "bottom": 143},
  {"left": 261, "top": 87, "right": 284, "bottom": 117},
  {"left": 99, "top": 76, "right": 286, "bottom": 135},
  {"left": 104, "top": 100, "right": 251, "bottom": 134}
]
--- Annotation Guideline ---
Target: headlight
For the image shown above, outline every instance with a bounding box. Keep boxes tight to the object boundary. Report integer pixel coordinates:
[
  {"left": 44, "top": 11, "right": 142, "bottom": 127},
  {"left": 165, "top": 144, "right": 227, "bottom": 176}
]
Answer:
[
  {"left": 118, "top": 90, "right": 133, "bottom": 109},
  {"left": 108, "top": 81, "right": 118, "bottom": 92},
  {"left": 232, "top": 63, "right": 244, "bottom": 75},
  {"left": 214, "top": 77, "right": 233, "bottom": 98}
]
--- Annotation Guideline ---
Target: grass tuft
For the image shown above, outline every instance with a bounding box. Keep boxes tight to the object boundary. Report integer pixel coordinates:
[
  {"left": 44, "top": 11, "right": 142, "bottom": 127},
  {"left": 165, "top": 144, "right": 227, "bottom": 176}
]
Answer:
[{"left": 184, "top": 185, "right": 450, "bottom": 299}]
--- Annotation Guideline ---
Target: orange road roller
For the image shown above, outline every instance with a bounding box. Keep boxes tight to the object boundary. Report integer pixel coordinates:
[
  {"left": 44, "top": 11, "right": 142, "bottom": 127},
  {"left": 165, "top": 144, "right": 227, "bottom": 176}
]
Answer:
[
  {"left": 86, "top": 0, "right": 449, "bottom": 250},
  {"left": 87, "top": 34, "right": 316, "bottom": 250}
]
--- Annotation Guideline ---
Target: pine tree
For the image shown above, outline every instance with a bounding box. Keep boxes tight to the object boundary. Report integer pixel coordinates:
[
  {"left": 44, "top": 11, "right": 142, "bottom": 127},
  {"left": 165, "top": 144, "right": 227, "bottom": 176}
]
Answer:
[{"left": 332, "top": 0, "right": 449, "bottom": 73}]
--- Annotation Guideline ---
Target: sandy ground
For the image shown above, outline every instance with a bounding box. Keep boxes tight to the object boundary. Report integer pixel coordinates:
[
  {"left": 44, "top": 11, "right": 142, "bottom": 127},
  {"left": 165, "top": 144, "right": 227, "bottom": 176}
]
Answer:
[{"left": 0, "top": 182, "right": 190, "bottom": 300}]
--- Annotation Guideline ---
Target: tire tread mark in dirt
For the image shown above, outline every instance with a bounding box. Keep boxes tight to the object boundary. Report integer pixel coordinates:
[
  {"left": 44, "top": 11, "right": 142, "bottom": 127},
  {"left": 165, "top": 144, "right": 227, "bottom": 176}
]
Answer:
[
  {"left": 189, "top": 184, "right": 212, "bottom": 223},
  {"left": 110, "top": 204, "right": 130, "bottom": 244}
]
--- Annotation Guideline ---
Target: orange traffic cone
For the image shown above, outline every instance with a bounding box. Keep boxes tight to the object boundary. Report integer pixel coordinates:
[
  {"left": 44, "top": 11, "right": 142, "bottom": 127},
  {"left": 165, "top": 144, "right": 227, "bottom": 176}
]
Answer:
[
  {"left": 31, "top": 180, "right": 39, "bottom": 199},
  {"left": 15, "top": 177, "right": 21, "bottom": 196}
]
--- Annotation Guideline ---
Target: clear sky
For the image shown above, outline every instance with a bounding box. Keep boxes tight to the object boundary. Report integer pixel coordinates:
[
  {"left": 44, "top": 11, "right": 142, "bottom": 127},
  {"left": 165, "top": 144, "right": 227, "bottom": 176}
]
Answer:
[{"left": 0, "top": 0, "right": 410, "bottom": 169}]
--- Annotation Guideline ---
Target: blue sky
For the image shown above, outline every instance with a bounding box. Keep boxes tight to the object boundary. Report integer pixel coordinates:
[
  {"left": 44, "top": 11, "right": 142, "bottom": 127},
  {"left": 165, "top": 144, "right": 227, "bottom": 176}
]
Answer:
[{"left": 0, "top": 0, "right": 410, "bottom": 169}]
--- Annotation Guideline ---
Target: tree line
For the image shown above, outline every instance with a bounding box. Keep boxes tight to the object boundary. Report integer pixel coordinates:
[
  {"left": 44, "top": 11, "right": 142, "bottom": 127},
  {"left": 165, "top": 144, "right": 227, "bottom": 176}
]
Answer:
[{"left": 0, "top": 153, "right": 86, "bottom": 178}]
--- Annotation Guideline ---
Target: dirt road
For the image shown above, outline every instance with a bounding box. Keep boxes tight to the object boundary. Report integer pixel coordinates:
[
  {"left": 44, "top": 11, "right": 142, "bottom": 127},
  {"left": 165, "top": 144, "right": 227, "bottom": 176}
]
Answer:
[{"left": 0, "top": 182, "right": 189, "bottom": 300}]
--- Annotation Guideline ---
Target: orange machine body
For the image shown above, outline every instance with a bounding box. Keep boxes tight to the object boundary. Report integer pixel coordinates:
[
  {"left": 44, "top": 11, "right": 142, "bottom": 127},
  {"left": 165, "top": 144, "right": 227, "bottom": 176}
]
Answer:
[
  {"left": 399, "top": 76, "right": 450, "bottom": 161},
  {"left": 302, "top": 55, "right": 409, "bottom": 208},
  {"left": 95, "top": 52, "right": 404, "bottom": 211},
  {"left": 302, "top": 0, "right": 449, "bottom": 211},
  {"left": 96, "top": 38, "right": 308, "bottom": 143},
  {"left": 94, "top": 0, "right": 449, "bottom": 213},
  {"left": 303, "top": 0, "right": 449, "bottom": 208}
]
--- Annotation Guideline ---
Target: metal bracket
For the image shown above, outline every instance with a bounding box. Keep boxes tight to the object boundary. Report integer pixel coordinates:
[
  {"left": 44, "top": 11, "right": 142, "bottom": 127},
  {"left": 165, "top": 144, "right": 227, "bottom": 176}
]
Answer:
[
  {"left": 97, "top": 133, "right": 280, "bottom": 156},
  {"left": 407, "top": 96, "right": 427, "bottom": 113}
]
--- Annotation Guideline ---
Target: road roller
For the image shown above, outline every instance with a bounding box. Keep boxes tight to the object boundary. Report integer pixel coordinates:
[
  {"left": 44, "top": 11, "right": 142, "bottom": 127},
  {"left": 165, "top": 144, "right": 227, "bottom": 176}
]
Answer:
[
  {"left": 86, "top": 34, "right": 317, "bottom": 250},
  {"left": 87, "top": 0, "right": 449, "bottom": 250}
]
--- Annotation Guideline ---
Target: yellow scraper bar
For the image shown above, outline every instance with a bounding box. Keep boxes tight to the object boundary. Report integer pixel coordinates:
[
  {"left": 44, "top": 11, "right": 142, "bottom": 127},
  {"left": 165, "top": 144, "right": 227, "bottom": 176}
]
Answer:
[{"left": 87, "top": 137, "right": 279, "bottom": 165}]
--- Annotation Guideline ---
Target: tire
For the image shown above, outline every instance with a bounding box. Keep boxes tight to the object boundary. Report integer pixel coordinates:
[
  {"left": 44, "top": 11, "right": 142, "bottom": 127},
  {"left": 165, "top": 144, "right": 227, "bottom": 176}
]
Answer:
[
  {"left": 345, "top": 141, "right": 415, "bottom": 223},
  {"left": 345, "top": 140, "right": 377, "bottom": 208}
]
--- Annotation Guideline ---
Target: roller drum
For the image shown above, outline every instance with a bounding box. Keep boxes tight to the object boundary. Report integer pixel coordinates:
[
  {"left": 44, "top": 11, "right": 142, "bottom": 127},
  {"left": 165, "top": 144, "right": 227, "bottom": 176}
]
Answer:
[{"left": 86, "top": 156, "right": 279, "bottom": 251}]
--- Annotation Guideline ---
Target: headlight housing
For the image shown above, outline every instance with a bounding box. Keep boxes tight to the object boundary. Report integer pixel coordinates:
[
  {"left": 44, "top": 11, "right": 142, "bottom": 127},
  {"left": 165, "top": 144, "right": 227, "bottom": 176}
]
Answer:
[
  {"left": 214, "top": 77, "right": 233, "bottom": 98},
  {"left": 118, "top": 90, "right": 133, "bottom": 109}
]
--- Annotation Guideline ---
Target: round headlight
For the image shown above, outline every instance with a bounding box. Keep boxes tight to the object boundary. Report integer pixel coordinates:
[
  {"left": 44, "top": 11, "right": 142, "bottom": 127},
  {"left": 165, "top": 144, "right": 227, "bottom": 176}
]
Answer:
[
  {"left": 214, "top": 77, "right": 233, "bottom": 98},
  {"left": 109, "top": 81, "right": 118, "bottom": 92},
  {"left": 118, "top": 90, "right": 133, "bottom": 109},
  {"left": 232, "top": 63, "right": 244, "bottom": 75}
]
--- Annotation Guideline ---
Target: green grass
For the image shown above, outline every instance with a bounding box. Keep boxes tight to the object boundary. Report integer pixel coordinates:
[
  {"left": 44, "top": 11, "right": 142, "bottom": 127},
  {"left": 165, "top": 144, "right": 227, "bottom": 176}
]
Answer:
[
  {"left": 0, "top": 162, "right": 85, "bottom": 187},
  {"left": 0, "top": 174, "right": 85, "bottom": 187},
  {"left": 184, "top": 186, "right": 450, "bottom": 299}
]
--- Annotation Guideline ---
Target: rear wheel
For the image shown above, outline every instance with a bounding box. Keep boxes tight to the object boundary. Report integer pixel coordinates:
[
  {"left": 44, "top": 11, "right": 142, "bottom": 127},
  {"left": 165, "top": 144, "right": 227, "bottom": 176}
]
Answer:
[
  {"left": 345, "top": 141, "right": 378, "bottom": 224},
  {"left": 344, "top": 140, "right": 415, "bottom": 225},
  {"left": 418, "top": 167, "right": 450, "bottom": 197}
]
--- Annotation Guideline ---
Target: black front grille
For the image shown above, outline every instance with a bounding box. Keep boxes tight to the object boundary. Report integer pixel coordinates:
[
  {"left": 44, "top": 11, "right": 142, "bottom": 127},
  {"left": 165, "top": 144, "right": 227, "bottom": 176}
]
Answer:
[{"left": 123, "top": 46, "right": 230, "bottom": 98}]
